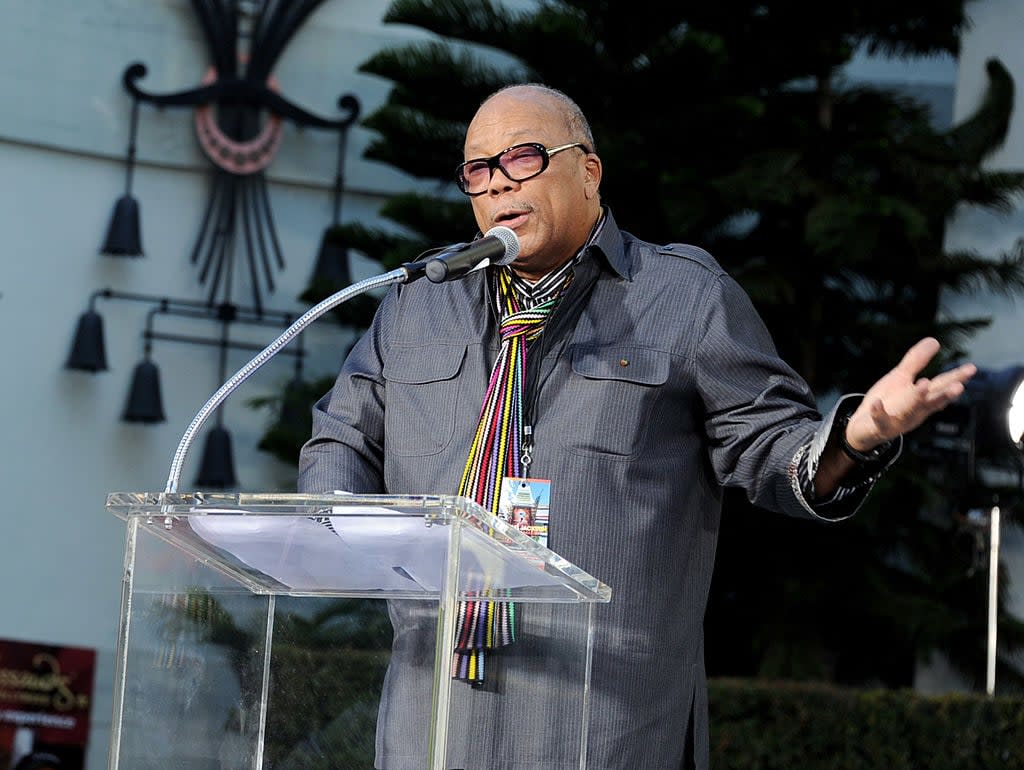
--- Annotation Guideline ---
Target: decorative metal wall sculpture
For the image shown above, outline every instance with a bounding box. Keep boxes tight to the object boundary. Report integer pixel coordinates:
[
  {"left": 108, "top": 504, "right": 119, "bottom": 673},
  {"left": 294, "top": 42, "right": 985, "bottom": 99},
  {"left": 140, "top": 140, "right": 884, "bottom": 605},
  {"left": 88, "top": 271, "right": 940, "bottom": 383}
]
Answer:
[
  {"left": 76, "top": 0, "right": 362, "bottom": 488},
  {"left": 103, "top": 0, "right": 360, "bottom": 311},
  {"left": 67, "top": 288, "right": 309, "bottom": 485}
]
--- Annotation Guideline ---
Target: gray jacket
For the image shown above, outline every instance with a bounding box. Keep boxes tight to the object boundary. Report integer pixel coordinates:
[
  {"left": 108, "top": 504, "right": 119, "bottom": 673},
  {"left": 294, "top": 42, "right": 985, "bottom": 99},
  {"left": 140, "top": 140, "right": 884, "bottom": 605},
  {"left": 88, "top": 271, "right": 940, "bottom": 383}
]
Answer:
[{"left": 299, "top": 209, "right": 879, "bottom": 769}]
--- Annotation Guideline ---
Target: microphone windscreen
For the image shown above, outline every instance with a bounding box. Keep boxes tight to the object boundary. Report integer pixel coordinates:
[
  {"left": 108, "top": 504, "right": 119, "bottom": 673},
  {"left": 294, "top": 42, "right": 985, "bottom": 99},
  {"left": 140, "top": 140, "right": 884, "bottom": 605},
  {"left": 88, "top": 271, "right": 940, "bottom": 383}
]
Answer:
[{"left": 484, "top": 226, "right": 520, "bottom": 265}]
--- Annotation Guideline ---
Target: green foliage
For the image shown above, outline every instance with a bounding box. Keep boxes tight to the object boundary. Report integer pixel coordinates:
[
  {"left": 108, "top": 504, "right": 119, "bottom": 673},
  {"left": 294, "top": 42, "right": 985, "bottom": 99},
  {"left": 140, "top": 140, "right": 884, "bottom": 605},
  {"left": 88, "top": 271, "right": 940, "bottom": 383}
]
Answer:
[
  {"left": 709, "top": 678, "right": 1024, "bottom": 769},
  {"left": 263, "top": 599, "right": 393, "bottom": 768},
  {"left": 250, "top": 375, "right": 338, "bottom": 465},
  {"left": 168, "top": 592, "right": 393, "bottom": 768}
]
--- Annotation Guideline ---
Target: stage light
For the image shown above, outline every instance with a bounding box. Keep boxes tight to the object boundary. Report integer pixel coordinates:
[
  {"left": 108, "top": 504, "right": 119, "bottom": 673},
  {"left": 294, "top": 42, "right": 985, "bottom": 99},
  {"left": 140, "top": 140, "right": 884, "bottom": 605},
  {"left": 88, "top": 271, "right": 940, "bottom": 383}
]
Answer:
[
  {"left": 1006, "top": 376, "right": 1024, "bottom": 445},
  {"left": 945, "top": 364, "right": 1024, "bottom": 698},
  {"left": 969, "top": 365, "right": 1024, "bottom": 457}
]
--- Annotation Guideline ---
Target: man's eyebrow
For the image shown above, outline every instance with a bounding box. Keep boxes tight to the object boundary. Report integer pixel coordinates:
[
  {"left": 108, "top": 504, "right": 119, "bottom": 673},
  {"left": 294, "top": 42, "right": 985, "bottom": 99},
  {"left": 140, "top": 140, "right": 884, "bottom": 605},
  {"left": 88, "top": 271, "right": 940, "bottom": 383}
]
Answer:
[{"left": 464, "top": 130, "right": 538, "bottom": 157}]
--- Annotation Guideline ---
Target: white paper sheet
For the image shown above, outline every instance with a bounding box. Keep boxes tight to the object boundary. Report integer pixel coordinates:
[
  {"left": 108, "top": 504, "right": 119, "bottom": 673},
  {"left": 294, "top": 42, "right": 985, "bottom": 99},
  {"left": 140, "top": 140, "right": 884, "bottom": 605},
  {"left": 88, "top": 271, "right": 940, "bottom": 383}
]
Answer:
[{"left": 187, "top": 510, "right": 559, "bottom": 594}]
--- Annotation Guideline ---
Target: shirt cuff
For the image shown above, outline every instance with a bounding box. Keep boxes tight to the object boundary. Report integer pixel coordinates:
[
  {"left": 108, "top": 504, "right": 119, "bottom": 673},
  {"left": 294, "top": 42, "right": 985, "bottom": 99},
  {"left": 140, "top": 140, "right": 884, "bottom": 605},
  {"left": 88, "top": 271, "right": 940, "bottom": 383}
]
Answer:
[{"left": 789, "top": 394, "right": 902, "bottom": 521}]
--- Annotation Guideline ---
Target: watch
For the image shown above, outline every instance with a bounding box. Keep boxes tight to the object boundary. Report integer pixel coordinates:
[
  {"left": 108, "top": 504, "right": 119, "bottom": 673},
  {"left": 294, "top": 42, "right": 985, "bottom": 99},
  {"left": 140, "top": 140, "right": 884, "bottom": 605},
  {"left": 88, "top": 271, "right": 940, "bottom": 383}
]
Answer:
[{"left": 839, "top": 413, "right": 893, "bottom": 463}]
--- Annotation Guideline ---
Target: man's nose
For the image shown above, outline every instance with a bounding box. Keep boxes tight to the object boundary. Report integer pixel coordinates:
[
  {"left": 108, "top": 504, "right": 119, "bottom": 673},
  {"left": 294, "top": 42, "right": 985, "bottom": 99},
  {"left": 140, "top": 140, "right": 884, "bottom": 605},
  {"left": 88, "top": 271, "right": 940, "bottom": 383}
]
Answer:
[{"left": 487, "top": 164, "right": 519, "bottom": 195}]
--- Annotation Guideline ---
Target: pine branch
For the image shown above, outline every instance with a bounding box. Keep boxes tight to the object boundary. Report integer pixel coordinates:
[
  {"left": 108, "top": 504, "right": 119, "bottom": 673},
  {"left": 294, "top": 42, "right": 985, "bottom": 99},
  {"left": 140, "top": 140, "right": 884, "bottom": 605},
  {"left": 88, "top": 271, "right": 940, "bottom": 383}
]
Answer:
[
  {"left": 360, "top": 42, "right": 520, "bottom": 121},
  {"left": 957, "top": 170, "right": 1024, "bottom": 212},
  {"left": 329, "top": 221, "right": 427, "bottom": 269},
  {"left": 378, "top": 193, "right": 477, "bottom": 244},
  {"left": 384, "top": 0, "right": 524, "bottom": 46},
  {"left": 361, "top": 106, "right": 465, "bottom": 180},
  {"left": 937, "top": 246, "right": 1024, "bottom": 295}
]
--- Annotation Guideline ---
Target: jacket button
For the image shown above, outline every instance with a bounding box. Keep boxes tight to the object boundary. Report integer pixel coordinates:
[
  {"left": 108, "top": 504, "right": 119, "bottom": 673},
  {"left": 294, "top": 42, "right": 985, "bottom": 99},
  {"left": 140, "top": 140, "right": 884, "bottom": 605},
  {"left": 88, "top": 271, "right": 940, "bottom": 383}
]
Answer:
[{"left": 619, "top": 358, "right": 630, "bottom": 367}]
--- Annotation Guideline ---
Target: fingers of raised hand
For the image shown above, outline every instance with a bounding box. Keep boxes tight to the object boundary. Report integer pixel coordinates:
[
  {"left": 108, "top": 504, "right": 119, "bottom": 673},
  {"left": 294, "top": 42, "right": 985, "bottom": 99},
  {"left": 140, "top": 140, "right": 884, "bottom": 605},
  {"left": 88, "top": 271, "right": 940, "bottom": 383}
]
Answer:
[
  {"left": 928, "top": 362, "right": 977, "bottom": 392},
  {"left": 863, "top": 376, "right": 959, "bottom": 441},
  {"left": 895, "top": 337, "right": 941, "bottom": 378},
  {"left": 918, "top": 363, "right": 975, "bottom": 408},
  {"left": 887, "top": 347, "right": 975, "bottom": 413}
]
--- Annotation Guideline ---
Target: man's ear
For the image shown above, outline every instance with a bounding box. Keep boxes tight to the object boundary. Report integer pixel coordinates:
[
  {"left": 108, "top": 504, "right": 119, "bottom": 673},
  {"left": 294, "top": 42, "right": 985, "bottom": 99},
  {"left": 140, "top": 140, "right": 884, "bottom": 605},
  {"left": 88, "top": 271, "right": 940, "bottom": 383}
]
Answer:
[{"left": 583, "top": 154, "right": 602, "bottom": 199}]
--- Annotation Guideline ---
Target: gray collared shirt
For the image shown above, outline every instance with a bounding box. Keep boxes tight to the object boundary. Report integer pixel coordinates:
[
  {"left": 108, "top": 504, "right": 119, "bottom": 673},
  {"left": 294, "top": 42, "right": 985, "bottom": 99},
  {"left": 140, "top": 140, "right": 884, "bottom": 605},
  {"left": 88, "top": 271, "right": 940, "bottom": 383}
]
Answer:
[{"left": 299, "top": 207, "right": 897, "bottom": 769}]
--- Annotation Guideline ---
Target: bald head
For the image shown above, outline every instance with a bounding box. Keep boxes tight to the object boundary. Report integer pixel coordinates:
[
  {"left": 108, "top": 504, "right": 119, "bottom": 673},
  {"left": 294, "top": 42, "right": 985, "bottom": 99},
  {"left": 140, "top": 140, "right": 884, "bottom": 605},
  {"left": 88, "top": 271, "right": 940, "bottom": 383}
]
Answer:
[
  {"left": 463, "top": 84, "right": 603, "bottom": 281},
  {"left": 479, "top": 84, "right": 596, "bottom": 152}
]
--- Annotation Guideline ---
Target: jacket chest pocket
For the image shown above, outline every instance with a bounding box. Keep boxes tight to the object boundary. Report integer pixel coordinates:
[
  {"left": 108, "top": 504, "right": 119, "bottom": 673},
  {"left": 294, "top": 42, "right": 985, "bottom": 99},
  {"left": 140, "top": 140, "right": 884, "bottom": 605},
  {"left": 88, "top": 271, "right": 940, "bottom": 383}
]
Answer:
[
  {"left": 560, "top": 345, "right": 670, "bottom": 459},
  {"left": 383, "top": 344, "right": 468, "bottom": 457}
]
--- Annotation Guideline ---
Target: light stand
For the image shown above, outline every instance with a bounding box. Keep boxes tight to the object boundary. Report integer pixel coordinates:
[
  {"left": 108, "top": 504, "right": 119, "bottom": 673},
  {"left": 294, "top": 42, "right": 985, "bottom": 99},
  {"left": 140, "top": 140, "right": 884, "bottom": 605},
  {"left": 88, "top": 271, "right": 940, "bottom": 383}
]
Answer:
[
  {"left": 987, "top": 504, "right": 1000, "bottom": 697},
  {"left": 962, "top": 365, "right": 1024, "bottom": 696},
  {"left": 919, "top": 364, "right": 1024, "bottom": 695},
  {"left": 968, "top": 503, "right": 1004, "bottom": 697}
]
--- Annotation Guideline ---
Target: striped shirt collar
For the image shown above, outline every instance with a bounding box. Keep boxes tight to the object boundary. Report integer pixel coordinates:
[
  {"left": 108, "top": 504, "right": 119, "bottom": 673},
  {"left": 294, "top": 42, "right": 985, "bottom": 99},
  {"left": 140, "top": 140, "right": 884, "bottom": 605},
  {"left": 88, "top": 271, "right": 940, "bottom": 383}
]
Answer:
[{"left": 504, "top": 211, "right": 607, "bottom": 309}]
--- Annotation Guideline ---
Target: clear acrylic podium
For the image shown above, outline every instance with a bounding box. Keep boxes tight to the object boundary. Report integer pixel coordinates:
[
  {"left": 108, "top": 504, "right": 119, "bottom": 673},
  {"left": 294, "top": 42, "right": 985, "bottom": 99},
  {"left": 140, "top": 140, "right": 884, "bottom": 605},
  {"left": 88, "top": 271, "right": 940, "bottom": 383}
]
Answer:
[{"left": 105, "top": 492, "right": 611, "bottom": 770}]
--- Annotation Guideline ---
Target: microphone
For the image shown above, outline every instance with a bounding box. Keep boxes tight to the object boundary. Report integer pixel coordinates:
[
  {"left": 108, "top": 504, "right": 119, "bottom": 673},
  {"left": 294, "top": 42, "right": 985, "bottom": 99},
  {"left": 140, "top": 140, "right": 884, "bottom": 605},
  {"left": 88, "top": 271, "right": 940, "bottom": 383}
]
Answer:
[{"left": 422, "top": 226, "right": 520, "bottom": 283}]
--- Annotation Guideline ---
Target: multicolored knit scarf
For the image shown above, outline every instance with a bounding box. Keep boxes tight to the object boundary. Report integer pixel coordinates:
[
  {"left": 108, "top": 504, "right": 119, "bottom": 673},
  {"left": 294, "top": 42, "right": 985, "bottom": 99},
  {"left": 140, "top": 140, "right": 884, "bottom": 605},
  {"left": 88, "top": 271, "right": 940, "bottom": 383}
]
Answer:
[{"left": 453, "top": 267, "right": 568, "bottom": 684}]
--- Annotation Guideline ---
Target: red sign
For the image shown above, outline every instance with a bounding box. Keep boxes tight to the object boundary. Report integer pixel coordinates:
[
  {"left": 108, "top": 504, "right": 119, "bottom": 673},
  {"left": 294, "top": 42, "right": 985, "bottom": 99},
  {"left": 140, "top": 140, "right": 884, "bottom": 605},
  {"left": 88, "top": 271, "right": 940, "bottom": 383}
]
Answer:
[{"left": 0, "top": 639, "right": 96, "bottom": 770}]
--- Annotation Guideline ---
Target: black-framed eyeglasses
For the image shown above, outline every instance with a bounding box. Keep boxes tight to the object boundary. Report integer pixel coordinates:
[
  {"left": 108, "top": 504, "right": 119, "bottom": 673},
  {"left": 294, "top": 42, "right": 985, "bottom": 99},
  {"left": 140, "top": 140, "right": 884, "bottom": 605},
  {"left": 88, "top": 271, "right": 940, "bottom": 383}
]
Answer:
[{"left": 455, "top": 142, "right": 590, "bottom": 196}]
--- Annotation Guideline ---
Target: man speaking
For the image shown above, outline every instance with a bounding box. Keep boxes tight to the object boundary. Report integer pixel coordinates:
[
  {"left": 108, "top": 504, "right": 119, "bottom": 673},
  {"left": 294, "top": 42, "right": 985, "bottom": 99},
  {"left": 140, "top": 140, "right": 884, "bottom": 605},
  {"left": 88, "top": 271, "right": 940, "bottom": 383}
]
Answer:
[{"left": 299, "top": 83, "right": 975, "bottom": 769}]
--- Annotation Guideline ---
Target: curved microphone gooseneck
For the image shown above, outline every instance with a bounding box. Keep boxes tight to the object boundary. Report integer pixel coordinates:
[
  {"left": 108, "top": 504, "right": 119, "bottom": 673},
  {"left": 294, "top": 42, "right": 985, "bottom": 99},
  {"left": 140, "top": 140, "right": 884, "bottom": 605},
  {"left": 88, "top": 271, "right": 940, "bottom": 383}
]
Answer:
[{"left": 163, "top": 226, "right": 520, "bottom": 493}]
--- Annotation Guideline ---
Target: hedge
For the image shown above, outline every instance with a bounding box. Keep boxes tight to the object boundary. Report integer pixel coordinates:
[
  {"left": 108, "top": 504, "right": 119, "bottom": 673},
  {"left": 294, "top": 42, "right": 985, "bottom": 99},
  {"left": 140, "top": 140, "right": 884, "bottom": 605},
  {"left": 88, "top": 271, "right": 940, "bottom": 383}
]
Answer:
[{"left": 709, "top": 678, "right": 1024, "bottom": 769}]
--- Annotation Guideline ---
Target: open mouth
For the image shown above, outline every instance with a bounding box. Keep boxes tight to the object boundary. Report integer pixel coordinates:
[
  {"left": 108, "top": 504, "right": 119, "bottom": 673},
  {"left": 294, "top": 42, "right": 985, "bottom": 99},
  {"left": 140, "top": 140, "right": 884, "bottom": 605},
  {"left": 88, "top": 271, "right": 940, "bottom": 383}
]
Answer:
[{"left": 495, "top": 209, "right": 530, "bottom": 227}]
